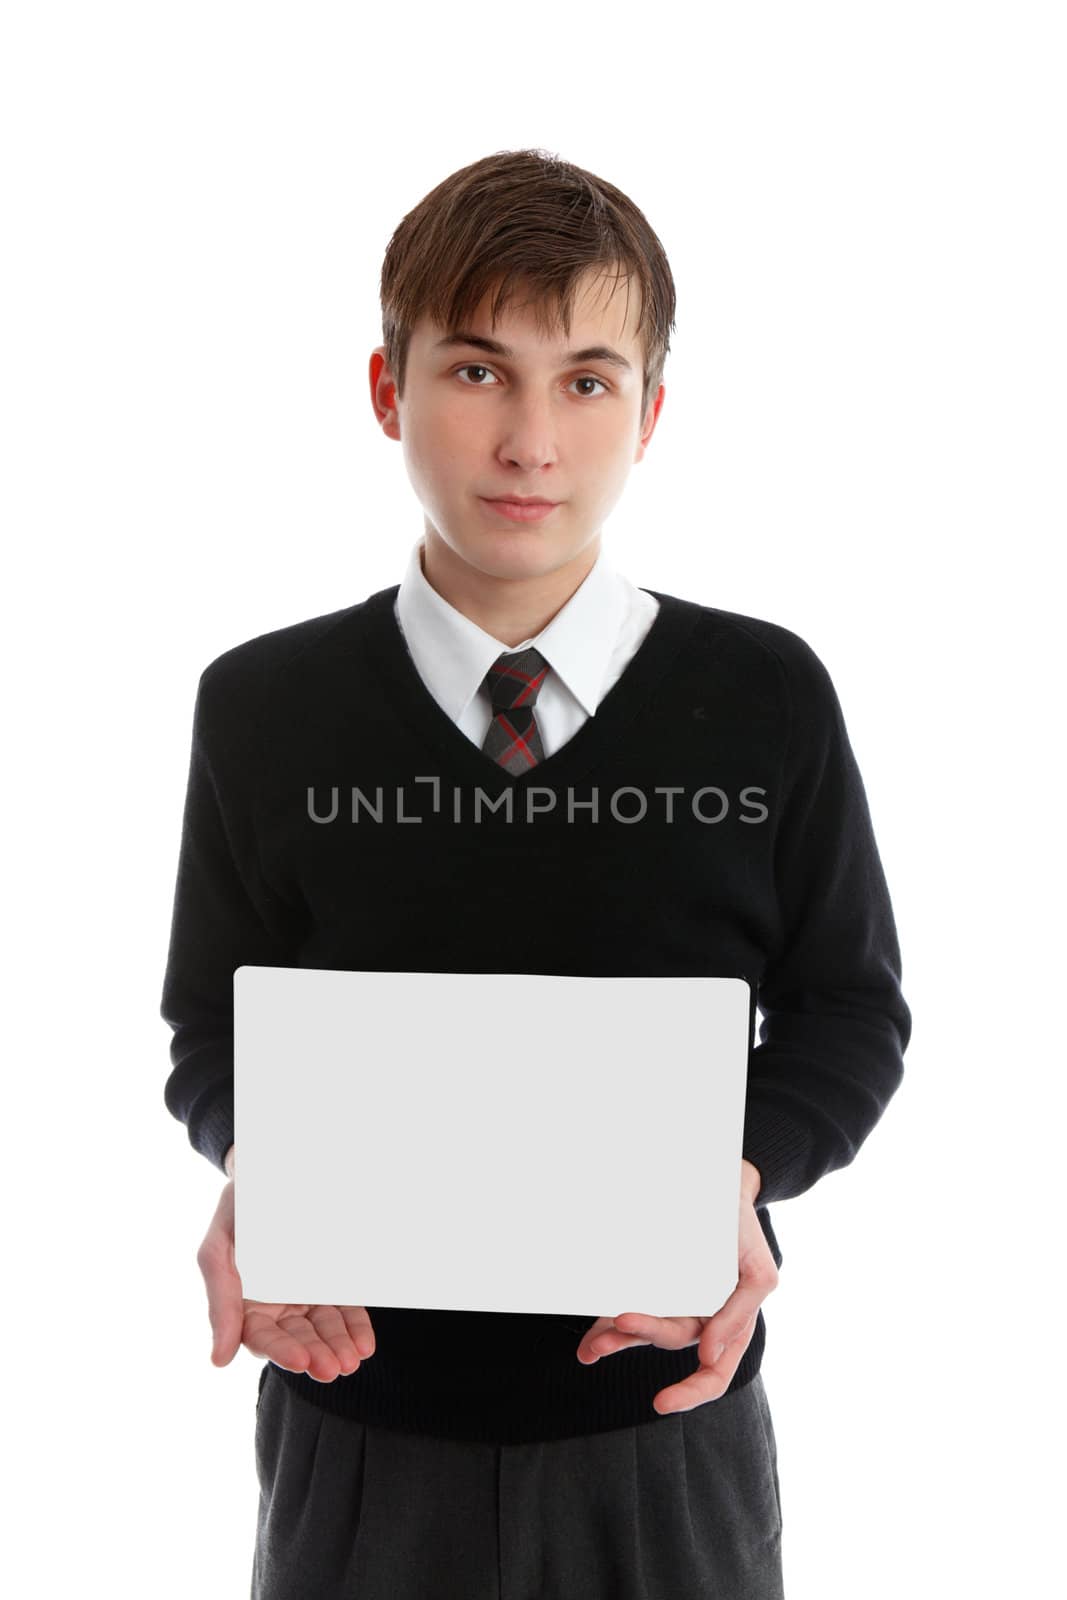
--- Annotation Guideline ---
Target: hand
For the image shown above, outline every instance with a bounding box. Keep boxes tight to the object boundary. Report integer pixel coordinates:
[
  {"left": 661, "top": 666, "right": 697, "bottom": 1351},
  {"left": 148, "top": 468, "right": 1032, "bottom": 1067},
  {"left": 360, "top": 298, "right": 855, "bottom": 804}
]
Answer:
[
  {"left": 197, "top": 1174, "right": 377, "bottom": 1383},
  {"left": 575, "top": 1164, "right": 778, "bottom": 1415}
]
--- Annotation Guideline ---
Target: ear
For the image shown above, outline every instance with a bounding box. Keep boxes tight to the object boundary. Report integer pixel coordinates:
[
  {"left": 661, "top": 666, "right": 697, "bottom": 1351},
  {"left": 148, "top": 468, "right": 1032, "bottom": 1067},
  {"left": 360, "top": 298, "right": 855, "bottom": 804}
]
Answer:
[
  {"left": 634, "top": 383, "right": 666, "bottom": 462},
  {"left": 370, "top": 348, "right": 401, "bottom": 439}
]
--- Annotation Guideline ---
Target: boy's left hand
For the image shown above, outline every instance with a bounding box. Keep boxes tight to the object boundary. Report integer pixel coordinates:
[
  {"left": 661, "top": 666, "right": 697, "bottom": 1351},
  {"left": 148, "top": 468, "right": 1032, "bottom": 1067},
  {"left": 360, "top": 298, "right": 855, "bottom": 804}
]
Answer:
[{"left": 575, "top": 1161, "right": 778, "bottom": 1414}]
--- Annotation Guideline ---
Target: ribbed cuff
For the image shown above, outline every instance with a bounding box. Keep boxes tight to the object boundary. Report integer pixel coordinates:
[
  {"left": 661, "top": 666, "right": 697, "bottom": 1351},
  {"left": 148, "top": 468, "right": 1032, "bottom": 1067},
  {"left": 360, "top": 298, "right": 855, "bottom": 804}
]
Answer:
[
  {"left": 194, "top": 1091, "right": 236, "bottom": 1178},
  {"left": 742, "top": 1098, "right": 816, "bottom": 1207}
]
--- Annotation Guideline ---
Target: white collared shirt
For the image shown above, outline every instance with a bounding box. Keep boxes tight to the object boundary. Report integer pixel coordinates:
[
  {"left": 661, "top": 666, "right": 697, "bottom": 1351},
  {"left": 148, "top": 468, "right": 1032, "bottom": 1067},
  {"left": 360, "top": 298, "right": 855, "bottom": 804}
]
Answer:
[{"left": 393, "top": 537, "right": 660, "bottom": 758}]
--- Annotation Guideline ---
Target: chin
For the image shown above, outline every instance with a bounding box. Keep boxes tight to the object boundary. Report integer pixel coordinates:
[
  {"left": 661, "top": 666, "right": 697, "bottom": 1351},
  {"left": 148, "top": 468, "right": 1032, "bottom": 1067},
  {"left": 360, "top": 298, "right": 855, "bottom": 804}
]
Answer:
[
  {"left": 471, "top": 537, "right": 574, "bottom": 577},
  {"left": 446, "top": 522, "right": 549, "bottom": 560}
]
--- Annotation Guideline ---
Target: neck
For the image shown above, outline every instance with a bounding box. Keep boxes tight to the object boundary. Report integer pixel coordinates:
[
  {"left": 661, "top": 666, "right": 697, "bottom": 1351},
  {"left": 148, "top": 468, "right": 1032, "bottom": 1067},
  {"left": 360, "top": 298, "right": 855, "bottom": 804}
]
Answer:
[{"left": 419, "top": 527, "right": 601, "bottom": 648}]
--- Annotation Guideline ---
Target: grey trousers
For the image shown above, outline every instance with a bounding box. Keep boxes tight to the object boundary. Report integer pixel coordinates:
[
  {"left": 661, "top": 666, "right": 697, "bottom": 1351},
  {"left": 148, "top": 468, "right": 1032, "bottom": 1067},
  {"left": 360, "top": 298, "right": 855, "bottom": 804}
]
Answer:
[{"left": 251, "top": 1360, "right": 785, "bottom": 1599}]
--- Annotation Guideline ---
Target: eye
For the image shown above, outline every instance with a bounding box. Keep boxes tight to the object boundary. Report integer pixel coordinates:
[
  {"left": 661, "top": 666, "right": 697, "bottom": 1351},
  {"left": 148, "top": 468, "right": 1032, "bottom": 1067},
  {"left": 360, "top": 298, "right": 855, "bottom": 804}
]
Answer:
[
  {"left": 453, "top": 365, "right": 609, "bottom": 398},
  {"left": 455, "top": 364, "right": 501, "bottom": 387}
]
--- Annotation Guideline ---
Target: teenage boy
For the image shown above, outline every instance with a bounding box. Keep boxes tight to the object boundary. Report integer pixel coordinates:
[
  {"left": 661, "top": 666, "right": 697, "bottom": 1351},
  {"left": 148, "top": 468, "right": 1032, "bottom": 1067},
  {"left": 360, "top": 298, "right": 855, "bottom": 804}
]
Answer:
[{"left": 162, "top": 149, "right": 910, "bottom": 1600}]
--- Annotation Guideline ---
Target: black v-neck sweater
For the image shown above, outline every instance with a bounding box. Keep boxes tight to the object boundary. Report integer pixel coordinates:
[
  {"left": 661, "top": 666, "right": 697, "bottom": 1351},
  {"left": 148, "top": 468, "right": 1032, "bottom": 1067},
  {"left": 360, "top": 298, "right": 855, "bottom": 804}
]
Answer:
[{"left": 160, "top": 581, "right": 911, "bottom": 1444}]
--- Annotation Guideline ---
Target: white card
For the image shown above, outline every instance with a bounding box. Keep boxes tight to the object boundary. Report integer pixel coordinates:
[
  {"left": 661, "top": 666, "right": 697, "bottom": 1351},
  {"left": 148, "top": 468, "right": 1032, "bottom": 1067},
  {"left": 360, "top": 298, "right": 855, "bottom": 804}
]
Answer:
[{"left": 234, "top": 966, "right": 752, "bottom": 1317}]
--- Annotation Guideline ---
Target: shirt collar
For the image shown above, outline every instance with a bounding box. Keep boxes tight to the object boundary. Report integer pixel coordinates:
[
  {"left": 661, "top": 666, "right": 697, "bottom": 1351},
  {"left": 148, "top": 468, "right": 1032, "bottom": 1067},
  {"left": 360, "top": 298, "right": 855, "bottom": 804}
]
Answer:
[{"left": 395, "top": 536, "right": 628, "bottom": 722}]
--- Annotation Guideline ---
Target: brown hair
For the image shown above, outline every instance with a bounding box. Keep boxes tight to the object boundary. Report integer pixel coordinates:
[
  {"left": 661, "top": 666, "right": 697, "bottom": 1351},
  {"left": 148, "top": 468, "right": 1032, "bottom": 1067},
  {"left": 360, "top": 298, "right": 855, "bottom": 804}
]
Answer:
[{"left": 379, "top": 148, "right": 677, "bottom": 422}]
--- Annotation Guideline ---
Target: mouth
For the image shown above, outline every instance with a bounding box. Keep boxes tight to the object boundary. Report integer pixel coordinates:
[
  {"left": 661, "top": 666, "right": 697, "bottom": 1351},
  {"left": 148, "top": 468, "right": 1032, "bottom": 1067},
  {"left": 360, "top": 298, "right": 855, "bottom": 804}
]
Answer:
[{"left": 480, "top": 497, "right": 562, "bottom": 523}]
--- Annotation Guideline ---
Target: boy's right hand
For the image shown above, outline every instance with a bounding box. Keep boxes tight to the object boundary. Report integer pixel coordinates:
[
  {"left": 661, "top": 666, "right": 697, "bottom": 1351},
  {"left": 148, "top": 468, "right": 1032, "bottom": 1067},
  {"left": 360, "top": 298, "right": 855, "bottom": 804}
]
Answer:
[{"left": 197, "top": 1173, "right": 377, "bottom": 1383}]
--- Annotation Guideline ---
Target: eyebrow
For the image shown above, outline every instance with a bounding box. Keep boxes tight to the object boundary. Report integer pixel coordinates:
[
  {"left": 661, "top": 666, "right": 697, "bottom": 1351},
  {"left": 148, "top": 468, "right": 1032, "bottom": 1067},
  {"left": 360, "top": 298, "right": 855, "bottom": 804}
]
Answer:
[{"left": 434, "top": 331, "right": 634, "bottom": 374}]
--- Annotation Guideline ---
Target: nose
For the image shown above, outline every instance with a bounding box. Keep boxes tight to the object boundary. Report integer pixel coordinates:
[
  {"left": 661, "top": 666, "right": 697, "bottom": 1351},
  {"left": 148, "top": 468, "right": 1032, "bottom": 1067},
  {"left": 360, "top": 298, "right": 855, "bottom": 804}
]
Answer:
[{"left": 501, "top": 432, "right": 556, "bottom": 474}]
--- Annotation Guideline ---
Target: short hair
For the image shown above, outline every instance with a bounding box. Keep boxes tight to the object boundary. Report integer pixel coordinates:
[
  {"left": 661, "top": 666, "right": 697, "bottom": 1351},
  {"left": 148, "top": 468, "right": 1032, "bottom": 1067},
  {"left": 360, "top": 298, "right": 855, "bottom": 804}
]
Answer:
[{"left": 379, "top": 147, "right": 677, "bottom": 422}]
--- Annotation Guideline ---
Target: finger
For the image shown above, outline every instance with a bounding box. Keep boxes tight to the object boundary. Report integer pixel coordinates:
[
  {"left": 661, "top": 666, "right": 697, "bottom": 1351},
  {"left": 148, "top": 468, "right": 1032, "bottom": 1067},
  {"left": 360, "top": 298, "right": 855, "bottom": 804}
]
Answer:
[
  {"left": 243, "top": 1306, "right": 352, "bottom": 1383},
  {"left": 653, "top": 1320, "right": 757, "bottom": 1414},
  {"left": 337, "top": 1306, "right": 376, "bottom": 1359},
  {"left": 198, "top": 1234, "right": 243, "bottom": 1368},
  {"left": 305, "top": 1305, "right": 364, "bottom": 1373},
  {"left": 590, "top": 1312, "right": 700, "bottom": 1356},
  {"left": 274, "top": 1308, "right": 352, "bottom": 1383},
  {"left": 242, "top": 1307, "right": 317, "bottom": 1375},
  {"left": 202, "top": 1261, "right": 243, "bottom": 1366},
  {"left": 578, "top": 1312, "right": 700, "bottom": 1364},
  {"left": 580, "top": 1315, "right": 673, "bottom": 1363},
  {"left": 614, "top": 1312, "right": 703, "bottom": 1349},
  {"left": 275, "top": 1307, "right": 376, "bottom": 1382},
  {"left": 576, "top": 1316, "right": 612, "bottom": 1361},
  {"left": 704, "top": 1309, "right": 757, "bottom": 1372},
  {"left": 697, "top": 1256, "right": 776, "bottom": 1360},
  {"left": 578, "top": 1315, "right": 651, "bottom": 1363}
]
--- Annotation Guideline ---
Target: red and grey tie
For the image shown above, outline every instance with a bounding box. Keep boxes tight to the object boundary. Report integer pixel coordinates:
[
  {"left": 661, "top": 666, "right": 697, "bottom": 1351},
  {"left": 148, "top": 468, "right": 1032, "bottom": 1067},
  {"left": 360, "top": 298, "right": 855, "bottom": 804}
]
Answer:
[{"left": 481, "top": 647, "right": 551, "bottom": 773}]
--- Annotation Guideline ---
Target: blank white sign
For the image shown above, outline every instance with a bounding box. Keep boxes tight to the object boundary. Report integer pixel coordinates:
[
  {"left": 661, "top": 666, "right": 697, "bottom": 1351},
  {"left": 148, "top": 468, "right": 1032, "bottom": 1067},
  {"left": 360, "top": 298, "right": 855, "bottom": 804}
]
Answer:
[{"left": 233, "top": 966, "right": 752, "bottom": 1318}]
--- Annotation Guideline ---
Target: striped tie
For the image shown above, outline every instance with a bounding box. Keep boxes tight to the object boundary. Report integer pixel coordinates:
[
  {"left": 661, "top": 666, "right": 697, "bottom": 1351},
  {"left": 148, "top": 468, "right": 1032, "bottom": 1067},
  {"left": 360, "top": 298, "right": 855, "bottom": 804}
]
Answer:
[{"left": 481, "top": 647, "right": 551, "bottom": 773}]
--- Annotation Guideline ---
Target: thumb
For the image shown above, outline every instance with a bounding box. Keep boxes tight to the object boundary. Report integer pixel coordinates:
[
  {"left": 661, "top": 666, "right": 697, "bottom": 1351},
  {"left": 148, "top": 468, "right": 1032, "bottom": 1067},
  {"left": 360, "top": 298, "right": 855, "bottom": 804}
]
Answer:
[
  {"left": 206, "top": 1264, "right": 244, "bottom": 1367},
  {"left": 200, "top": 1183, "right": 243, "bottom": 1367}
]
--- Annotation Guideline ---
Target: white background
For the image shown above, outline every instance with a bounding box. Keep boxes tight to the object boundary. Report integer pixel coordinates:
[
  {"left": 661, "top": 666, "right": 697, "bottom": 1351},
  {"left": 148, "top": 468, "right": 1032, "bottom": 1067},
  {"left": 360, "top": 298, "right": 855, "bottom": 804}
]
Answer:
[{"left": 4, "top": 2, "right": 1063, "bottom": 1595}]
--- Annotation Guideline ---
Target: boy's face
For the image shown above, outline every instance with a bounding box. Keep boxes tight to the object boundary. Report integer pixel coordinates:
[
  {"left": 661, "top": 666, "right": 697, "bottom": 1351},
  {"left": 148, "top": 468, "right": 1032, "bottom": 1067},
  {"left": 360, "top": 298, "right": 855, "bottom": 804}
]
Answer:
[{"left": 370, "top": 267, "right": 664, "bottom": 584}]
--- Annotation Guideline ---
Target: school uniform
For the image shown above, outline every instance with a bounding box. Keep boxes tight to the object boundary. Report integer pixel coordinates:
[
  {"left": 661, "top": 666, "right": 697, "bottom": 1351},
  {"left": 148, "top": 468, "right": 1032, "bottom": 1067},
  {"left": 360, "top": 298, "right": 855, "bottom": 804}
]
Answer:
[{"left": 161, "top": 535, "right": 910, "bottom": 1595}]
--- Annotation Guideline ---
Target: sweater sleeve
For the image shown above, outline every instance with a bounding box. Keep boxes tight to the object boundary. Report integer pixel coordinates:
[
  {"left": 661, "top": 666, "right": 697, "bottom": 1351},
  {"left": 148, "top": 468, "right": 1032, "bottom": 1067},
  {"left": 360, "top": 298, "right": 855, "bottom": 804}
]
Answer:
[
  {"left": 159, "top": 659, "right": 302, "bottom": 1175},
  {"left": 741, "top": 636, "right": 911, "bottom": 1208}
]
